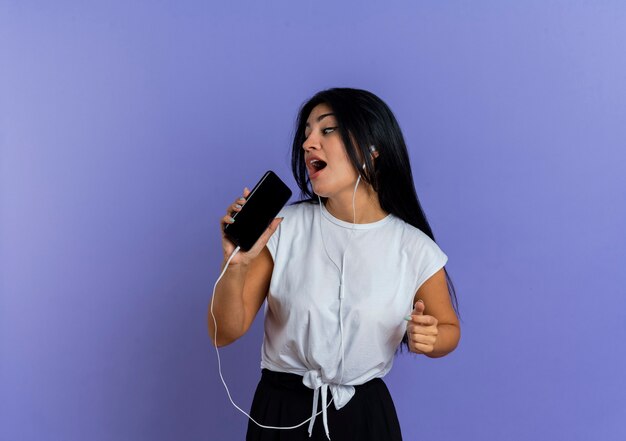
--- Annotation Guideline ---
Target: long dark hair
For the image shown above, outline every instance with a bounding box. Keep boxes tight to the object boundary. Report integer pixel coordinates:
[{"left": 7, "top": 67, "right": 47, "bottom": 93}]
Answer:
[{"left": 290, "top": 87, "right": 459, "bottom": 352}]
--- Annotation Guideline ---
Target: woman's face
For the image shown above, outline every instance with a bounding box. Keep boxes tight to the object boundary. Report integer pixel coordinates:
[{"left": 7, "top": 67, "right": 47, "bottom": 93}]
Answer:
[{"left": 302, "top": 103, "right": 359, "bottom": 199}]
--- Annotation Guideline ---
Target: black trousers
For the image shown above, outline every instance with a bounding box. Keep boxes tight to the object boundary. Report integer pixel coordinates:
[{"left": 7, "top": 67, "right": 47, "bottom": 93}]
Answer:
[{"left": 246, "top": 369, "right": 403, "bottom": 441}]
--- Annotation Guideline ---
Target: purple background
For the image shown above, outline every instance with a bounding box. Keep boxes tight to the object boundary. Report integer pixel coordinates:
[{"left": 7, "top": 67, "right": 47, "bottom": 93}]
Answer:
[{"left": 1, "top": 1, "right": 625, "bottom": 440}]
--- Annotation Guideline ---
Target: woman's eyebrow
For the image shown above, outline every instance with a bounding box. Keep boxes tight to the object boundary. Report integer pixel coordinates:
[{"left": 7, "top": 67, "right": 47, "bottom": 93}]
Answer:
[{"left": 305, "top": 113, "right": 335, "bottom": 127}]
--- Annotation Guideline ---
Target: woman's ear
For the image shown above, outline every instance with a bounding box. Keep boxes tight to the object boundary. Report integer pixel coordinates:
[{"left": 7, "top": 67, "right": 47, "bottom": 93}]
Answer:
[{"left": 369, "top": 145, "right": 380, "bottom": 160}]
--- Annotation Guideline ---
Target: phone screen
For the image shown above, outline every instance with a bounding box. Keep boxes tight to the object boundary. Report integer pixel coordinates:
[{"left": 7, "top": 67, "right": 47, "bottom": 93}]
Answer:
[{"left": 223, "top": 171, "right": 292, "bottom": 251}]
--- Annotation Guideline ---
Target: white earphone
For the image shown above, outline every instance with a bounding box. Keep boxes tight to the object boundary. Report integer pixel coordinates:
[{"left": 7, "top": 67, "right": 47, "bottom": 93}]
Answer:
[{"left": 362, "top": 145, "right": 378, "bottom": 169}]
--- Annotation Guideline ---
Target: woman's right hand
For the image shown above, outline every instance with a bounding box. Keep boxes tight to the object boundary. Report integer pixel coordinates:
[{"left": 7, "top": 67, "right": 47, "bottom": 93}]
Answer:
[{"left": 220, "top": 187, "right": 283, "bottom": 267}]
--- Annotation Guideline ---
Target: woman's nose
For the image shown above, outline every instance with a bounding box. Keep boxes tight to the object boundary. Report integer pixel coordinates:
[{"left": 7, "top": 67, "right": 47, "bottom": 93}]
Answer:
[{"left": 302, "top": 133, "right": 320, "bottom": 151}]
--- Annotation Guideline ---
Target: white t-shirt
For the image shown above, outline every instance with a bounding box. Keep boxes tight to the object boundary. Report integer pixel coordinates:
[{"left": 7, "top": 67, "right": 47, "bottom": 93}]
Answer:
[{"left": 262, "top": 201, "right": 448, "bottom": 434}]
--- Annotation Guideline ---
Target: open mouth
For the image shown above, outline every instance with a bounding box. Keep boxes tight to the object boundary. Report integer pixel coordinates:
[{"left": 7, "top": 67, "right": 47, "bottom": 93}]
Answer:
[{"left": 309, "top": 159, "right": 327, "bottom": 172}]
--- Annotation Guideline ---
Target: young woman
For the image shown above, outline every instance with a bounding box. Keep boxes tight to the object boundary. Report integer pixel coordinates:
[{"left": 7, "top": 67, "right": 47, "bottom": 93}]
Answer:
[{"left": 209, "top": 88, "right": 460, "bottom": 440}]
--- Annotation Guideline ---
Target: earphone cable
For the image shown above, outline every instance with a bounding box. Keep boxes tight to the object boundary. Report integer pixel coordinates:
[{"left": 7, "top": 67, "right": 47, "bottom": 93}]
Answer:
[
  {"left": 210, "top": 246, "right": 334, "bottom": 430},
  {"left": 316, "top": 174, "right": 361, "bottom": 387}
]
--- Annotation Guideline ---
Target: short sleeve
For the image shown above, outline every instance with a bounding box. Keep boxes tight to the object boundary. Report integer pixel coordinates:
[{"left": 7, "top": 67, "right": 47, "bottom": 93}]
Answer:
[{"left": 413, "top": 235, "right": 449, "bottom": 293}]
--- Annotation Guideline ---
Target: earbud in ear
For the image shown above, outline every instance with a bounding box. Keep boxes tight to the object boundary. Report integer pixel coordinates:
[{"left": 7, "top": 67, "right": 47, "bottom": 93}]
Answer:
[{"left": 362, "top": 145, "right": 378, "bottom": 170}]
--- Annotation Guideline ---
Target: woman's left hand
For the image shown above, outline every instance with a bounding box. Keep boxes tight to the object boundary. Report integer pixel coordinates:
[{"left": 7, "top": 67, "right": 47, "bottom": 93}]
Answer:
[{"left": 405, "top": 300, "right": 439, "bottom": 354}]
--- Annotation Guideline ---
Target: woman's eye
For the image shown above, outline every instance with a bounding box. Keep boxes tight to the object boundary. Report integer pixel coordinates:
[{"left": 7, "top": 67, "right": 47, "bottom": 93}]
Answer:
[{"left": 322, "top": 127, "right": 336, "bottom": 135}]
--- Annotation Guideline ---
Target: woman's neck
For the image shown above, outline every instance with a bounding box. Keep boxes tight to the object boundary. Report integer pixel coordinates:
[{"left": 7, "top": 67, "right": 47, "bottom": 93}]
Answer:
[{"left": 324, "top": 184, "right": 388, "bottom": 224}]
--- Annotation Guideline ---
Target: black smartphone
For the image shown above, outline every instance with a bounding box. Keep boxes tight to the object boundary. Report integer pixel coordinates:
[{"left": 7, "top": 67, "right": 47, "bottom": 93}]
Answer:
[{"left": 223, "top": 171, "right": 292, "bottom": 251}]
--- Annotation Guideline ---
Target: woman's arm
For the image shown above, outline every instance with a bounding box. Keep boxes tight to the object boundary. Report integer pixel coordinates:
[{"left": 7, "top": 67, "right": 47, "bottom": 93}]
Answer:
[
  {"left": 208, "top": 246, "right": 274, "bottom": 347},
  {"left": 208, "top": 187, "right": 281, "bottom": 347},
  {"left": 406, "top": 268, "right": 460, "bottom": 358}
]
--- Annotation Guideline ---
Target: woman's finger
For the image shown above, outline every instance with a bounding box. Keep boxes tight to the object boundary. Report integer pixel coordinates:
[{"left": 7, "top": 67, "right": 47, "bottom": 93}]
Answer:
[
  {"left": 412, "top": 342, "right": 432, "bottom": 353},
  {"left": 228, "top": 202, "right": 244, "bottom": 215},
  {"left": 411, "top": 315, "right": 438, "bottom": 326},
  {"left": 406, "top": 320, "right": 438, "bottom": 333},
  {"left": 220, "top": 214, "right": 236, "bottom": 228},
  {"left": 407, "top": 325, "right": 438, "bottom": 337},
  {"left": 226, "top": 196, "right": 247, "bottom": 215},
  {"left": 410, "top": 333, "right": 437, "bottom": 345}
]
